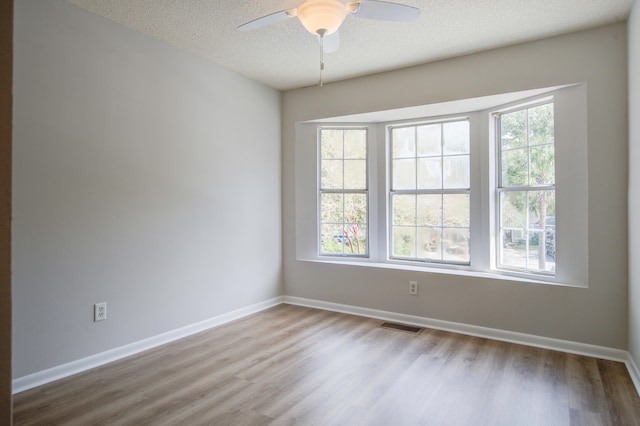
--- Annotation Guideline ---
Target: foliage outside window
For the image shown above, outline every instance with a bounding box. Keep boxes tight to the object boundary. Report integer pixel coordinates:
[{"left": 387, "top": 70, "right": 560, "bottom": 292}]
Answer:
[
  {"left": 497, "top": 103, "right": 556, "bottom": 274},
  {"left": 390, "top": 120, "right": 471, "bottom": 264},
  {"left": 319, "top": 128, "right": 368, "bottom": 256}
]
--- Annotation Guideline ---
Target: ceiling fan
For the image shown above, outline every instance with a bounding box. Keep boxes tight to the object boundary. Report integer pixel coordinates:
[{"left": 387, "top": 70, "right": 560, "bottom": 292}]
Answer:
[{"left": 237, "top": 0, "right": 420, "bottom": 85}]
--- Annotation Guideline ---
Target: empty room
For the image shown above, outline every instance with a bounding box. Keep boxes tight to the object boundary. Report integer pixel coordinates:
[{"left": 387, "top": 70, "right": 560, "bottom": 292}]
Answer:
[{"left": 3, "top": 0, "right": 640, "bottom": 424}]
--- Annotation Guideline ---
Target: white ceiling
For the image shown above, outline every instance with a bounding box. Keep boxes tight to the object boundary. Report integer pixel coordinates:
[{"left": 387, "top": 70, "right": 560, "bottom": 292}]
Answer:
[{"left": 66, "top": 0, "right": 633, "bottom": 90}]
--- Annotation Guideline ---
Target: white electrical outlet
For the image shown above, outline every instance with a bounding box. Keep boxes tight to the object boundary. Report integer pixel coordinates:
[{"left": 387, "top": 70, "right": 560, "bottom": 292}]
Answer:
[
  {"left": 94, "top": 302, "right": 107, "bottom": 322},
  {"left": 409, "top": 281, "right": 418, "bottom": 295}
]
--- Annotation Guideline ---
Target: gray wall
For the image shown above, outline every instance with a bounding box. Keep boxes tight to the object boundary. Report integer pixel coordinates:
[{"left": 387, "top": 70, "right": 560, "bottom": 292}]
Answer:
[
  {"left": 1, "top": 0, "right": 11, "bottom": 422},
  {"left": 283, "top": 23, "right": 629, "bottom": 349},
  {"left": 12, "top": 0, "right": 282, "bottom": 378},
  {"left": 629, "top": 0, "right": 640, "bottom": 370}
]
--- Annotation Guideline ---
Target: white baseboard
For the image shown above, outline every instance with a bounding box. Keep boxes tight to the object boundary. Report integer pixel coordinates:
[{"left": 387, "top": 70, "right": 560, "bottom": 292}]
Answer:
[
  {"left": 627, "top": 353, "right": 640, "bottom": 393},
  {"left": 283, "top": 296, "right": 629, "bottom": 363},
  {"left": 12, "top": 296, "right": 283, "bottom": 394}
]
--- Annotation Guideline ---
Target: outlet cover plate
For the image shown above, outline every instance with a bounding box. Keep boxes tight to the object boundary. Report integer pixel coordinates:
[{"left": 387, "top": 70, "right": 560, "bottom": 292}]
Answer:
[{"left": 94, "top": 302, "right": 107, "bottom": 322}]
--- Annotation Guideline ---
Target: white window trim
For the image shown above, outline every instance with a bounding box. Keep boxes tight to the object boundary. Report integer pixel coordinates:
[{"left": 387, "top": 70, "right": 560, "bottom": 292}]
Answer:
[{"left": 294, "top": 84, "right": 588, "bottom": 288}]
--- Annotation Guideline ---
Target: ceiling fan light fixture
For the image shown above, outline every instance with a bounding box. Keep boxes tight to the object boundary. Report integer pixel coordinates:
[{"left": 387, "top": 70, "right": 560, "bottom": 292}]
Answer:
[{"left": 296, "top": 0, "right": 347, "bottom": 36}]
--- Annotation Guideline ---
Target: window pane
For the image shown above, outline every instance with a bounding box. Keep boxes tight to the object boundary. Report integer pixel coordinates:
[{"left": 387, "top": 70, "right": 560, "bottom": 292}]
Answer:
[
  {"left": 392, "top": 194, "right": 416, "bottom": 226},
  {"left": 418, "top": 227, "right": 441, "bottom": 260},
  {"left": 443, "top": 194, "right": 470, "bottom": 227},
  {"left": 320, "top": 192, "right": 367, "bottom": 256},
  {"left": 417, "top": 194, "right": 442, "bottom": 226},
  {"left": 529, "top": 145, "right": 555, "bottom": 185},
  {"left": 501, "top": 109, "right": 527, "bottom": 150},
  {"left": 320, "top": 193, "right": 343, "bottom": 223},
  {"left": 500, "top": 191, "right": 527, "bottom": 229},
  {"left": 443, "top": 228, "right": 470, "bottom": 262},
  {"left": 354, "top": 224, "right": 368, "bottom": 255},
  {"left": 500, "top": 190, "right": 527, "bottom": 269},
  {"left": 499, "top": 190, "right": 555, "bottom": 272},
  {"left": 344, "top": 130, "right": 367, "bottom": 159},
  {"left": 417, "top": 157, "right": 442, "bottom": 189},
  {"left": 321, "top": 159, "right": 343, "bottom": 189},
  {"left": 341, "top": 223, "right": 368, "bottom": 255},
  {"left": 320, "top": 224, "right": 345, "bottom": 254},
  {"left": 344, "top": 159, "right": 366, "bottom": 189},
  {"left": 393, "top": 158, "right": 416, "bottom": 190},
  {"left": 392, "top": 226, "right": 416, "bottom": 258},
  {"left": 528, "top": 191, "right": 555, "bottom": 272},
  {"left": 527, "top": 230, "right": 543, "bottom": 271},
  {"left": 443, "top": 121, "right": 470, "bottom": 155},
  {"left": 392, "top": 127, "right": 415, "bottom": 158},
  {"left": 344, "top": 193, "right": 367, "bottom": 224},
  {"left": 417, "top": 124, "right": 441, "bottom": 157},
  {"left": 443, "top": 155, "right": 470, "bottom": 189},
  {"left": 540, "top": 191, "right": 556, "bottom": 271},
  {"left": 527, "top": 191, "right": 555, "bottom": 230},
  {"left": 528, "top": 103, "right": 554, "bottom": 146},
  {"left": 501, "top": 148, "right": 528, "bottom": 187},
  {"left": 321, "top": 130, "right": 343, "bottom": 159},
  {"left": 500, "top": 228, "right": 527, "bottom": 269}
]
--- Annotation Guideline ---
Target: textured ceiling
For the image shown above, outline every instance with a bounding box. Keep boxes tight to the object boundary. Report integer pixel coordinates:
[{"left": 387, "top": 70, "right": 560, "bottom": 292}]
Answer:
[{"left": 66, "top": 0, "right": 633, "bottom": 90}]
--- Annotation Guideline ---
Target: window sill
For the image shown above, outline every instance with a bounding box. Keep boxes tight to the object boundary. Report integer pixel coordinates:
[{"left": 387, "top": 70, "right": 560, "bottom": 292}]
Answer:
[{"left": 297, "top": 257, "right": 586, "bottom": 288}]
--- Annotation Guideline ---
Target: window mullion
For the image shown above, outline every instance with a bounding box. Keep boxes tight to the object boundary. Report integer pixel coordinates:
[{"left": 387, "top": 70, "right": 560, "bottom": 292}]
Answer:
[
  {"left": 391, "top": 189, "right": 470, "bottom": 195},
  {"left": 497, "top": 185, "right": 554, "bottom": 193}
]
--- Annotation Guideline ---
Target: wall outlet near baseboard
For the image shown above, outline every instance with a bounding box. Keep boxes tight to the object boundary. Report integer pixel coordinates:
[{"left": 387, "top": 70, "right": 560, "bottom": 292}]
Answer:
[
  {"left": 94, "top": 302, "right": 107, "bottom": 322},
  {"left": 409, "top": 281, "right": 418, "bottom": 295}
]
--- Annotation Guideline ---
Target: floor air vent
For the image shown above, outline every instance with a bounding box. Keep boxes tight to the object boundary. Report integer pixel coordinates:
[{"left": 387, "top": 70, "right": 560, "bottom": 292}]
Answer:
[{"left": 380, "top": 322, "right": 423, "bottom": 334}]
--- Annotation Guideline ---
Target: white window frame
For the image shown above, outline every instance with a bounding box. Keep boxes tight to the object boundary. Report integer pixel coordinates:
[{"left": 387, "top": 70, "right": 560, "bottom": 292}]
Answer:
[
  {"left": 494, "top": 99, "right": 556, "bottom": 276},
  {"left": 387, "top": 117, "right": 472, "bottom": 266},
  {"left": 317, "top": 127, "right": 369, "bottom": 257}
]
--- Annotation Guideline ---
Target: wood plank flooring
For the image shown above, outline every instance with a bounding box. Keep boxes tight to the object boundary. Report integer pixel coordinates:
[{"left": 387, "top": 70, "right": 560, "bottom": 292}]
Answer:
[{"left": 13, "top": 304, "right": 640, "bottom": 425}]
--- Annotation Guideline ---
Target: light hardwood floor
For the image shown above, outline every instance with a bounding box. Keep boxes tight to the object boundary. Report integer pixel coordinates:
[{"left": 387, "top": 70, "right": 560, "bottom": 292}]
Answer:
[{"left": 13, "top": 304, "right": 640, "bottom": 425}]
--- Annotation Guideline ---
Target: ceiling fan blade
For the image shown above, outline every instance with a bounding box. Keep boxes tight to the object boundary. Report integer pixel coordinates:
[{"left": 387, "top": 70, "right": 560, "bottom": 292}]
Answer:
[
  {"left": 237, "top": 9, "right": 296, "bottom": 31},
  {"left": 349, "top": 0, "right": 420, "bottom": 21},
  {"left": 319, "top": 31, "right": 340, "bottom": 53}
]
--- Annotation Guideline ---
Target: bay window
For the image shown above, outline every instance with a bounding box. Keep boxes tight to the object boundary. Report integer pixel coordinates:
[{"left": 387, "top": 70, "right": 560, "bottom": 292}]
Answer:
[{"left": 295, "top": 84, "right": 588, "bottom": 287}]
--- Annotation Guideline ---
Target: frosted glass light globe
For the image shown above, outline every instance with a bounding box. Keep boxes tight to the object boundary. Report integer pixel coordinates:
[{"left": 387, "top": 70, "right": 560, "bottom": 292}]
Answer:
[{"left": 297, "top": 0, "right": 347, "bottom": 36}]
